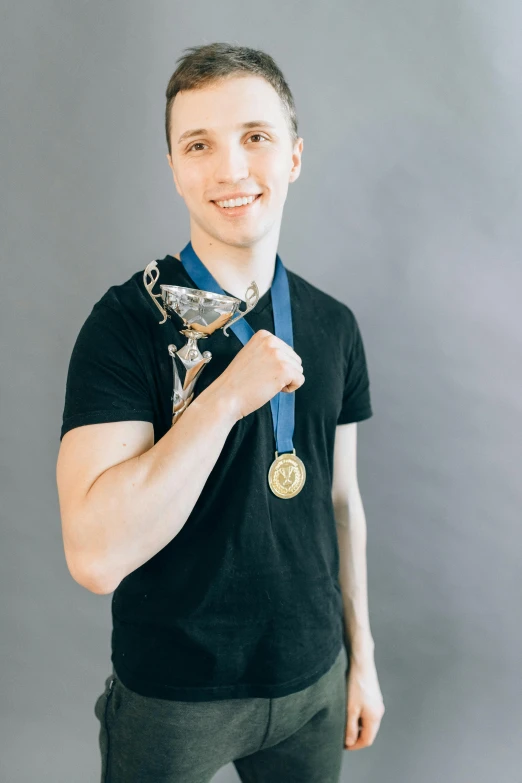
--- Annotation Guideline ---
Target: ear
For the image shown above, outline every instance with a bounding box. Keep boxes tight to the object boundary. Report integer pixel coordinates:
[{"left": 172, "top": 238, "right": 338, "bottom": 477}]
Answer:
[
  {"left": 166, "top": 153, "right": 183, "bottom": 198},
  {"left": 289, "top": 137, "right": 304, "bottom": 184}
]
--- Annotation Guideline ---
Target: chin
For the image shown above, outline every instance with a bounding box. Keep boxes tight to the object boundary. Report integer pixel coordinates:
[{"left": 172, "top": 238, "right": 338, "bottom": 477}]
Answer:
[{"left": 210, "top": 225, "right": 264, "bottom": 248}]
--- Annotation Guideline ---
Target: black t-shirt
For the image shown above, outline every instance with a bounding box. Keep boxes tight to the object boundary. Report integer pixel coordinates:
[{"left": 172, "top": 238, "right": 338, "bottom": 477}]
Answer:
[{"left": 60, "top": 253, "right": 373, "bottom": 701}]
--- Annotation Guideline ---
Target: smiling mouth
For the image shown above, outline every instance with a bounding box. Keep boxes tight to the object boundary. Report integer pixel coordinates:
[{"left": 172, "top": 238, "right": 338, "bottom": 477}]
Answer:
[{"left": 211, "top": 193, "right": 262, "bottom": 212}]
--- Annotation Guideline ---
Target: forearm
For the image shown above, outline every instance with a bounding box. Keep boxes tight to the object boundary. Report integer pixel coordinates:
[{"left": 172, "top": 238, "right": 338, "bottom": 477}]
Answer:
[
  {"left": 80, "top": 387, "right": 239, "bottom": 594},
  {"left": 334, "top": 493, "right": 375, "bottom": 665}
]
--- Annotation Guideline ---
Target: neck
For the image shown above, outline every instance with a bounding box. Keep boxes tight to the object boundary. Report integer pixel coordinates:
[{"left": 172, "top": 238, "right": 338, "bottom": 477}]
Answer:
[{"left": 175, "top": 219, "right": 281, "bottom": 301}]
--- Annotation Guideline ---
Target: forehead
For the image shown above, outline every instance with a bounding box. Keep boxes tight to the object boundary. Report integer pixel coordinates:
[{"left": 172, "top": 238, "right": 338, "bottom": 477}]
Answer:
[{"left": 170, "top": 75, "right": 286, "bottom": 135}]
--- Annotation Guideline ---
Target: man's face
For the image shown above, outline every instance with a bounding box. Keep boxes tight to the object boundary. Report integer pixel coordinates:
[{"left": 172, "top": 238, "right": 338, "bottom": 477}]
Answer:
[{"left": 166, "top": 75, "right": 303, "bottom": 249}]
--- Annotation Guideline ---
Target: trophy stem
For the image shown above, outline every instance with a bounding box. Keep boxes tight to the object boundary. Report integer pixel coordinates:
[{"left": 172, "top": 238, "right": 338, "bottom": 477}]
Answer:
[{"left": 168, "top": 336, "right": 212, "bottom": 425}]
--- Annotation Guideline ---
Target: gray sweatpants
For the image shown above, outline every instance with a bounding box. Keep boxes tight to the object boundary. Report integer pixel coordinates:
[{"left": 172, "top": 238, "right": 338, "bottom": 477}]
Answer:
[{"left": 94, "top": 644, "right": 349, "bottom": 782}]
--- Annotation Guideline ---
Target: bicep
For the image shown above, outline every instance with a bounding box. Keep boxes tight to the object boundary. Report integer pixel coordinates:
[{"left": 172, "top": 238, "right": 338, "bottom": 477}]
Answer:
[{"left": 56, "top": 419, "right": 154, "bottom": 573}]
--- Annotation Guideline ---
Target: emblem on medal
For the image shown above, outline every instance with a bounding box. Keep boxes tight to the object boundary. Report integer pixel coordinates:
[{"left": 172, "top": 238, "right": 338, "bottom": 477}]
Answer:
[{"left": 268, "top": 449, "right": 306, "bottom": 499}]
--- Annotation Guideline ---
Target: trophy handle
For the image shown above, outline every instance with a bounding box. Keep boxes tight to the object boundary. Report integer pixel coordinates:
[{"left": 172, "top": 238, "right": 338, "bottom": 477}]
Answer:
[
  {"left": 143, "top": 260, "right": 168, "bottom": 324},
  {"left": 223, "top": 281, "right": 260, "bottom": 337}
]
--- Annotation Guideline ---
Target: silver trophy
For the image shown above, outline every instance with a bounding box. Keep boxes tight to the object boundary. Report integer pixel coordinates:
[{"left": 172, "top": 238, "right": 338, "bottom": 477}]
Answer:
[{"left": 143, "top": 260, "right": 259, "bottom": 425}]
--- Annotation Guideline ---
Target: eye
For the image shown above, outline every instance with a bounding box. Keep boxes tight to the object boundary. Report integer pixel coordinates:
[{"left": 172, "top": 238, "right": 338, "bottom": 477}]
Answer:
[
  {"left": 187, "top": 134, "right": 269, "bottom": 153},
  {"left": 187, "top": 142, "right": 207, "bottom": 152}
]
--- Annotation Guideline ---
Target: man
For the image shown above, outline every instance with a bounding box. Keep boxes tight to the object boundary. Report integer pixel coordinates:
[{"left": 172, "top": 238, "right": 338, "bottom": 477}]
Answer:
[{"left": 56, "top": 42, "right": 384, "bottom": 782}]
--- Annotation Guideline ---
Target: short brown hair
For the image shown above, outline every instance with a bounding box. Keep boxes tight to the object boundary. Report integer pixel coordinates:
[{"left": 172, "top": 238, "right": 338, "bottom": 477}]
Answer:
[{"left": 165, "top": 42, "right": 299, "bottom": 156}]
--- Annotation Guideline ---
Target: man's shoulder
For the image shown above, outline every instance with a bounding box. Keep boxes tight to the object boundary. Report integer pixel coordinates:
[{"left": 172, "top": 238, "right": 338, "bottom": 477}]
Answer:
[
  {"left": 65, "top": 257, "right": 176, "bottom": 357},
  {"left": 93, "top": 255, "right": 175, "bottom": 323},
  {"left": 287, "top": 267, "right": 355, "bottom": 324}
]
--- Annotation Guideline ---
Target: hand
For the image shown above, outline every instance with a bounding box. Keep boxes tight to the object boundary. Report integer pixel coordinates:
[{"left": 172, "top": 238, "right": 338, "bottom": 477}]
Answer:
[
  {"left": 344, "top": 658, "right": 385, "bottom": 750},
  {"left": 210, "top": 329, "right": 305, "bottom": 421}
]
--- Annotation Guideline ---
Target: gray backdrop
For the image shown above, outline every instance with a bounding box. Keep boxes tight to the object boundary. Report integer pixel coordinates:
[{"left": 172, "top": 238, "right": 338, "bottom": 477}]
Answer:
[{"left": 1, "top": 2, "right": 521, "bottom": 782}]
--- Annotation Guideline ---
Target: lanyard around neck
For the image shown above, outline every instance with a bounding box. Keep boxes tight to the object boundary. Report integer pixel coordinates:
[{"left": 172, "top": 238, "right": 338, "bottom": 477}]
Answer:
[{"left": 179, "top": 241, "right": 296, "bottom": 455}]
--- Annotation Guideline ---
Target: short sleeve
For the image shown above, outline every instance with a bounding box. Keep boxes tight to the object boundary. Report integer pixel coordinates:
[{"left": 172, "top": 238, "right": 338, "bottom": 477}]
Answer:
[
  {"left": 337, "top": 310, "right": 373, "bottom": 424},
  {"left": 60, "top": 301, "right": 155, "bottom": 441}
]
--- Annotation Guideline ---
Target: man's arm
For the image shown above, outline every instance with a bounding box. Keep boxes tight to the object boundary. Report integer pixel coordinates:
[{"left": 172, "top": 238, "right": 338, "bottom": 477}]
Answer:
[
  {"left": 57, "top": 328, "right": 305, "bottom": 596},
  {"left": 331, "top": 421, "right": 375, "bottom": 665},
  {"left": 57, "top": 390, "right": 239, "bottom": 595}
]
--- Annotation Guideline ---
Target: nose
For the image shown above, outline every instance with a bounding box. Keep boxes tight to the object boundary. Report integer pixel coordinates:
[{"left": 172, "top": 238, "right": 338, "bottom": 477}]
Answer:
[{"left": 213, "top": 143, "right": 249, "bottom": 184}]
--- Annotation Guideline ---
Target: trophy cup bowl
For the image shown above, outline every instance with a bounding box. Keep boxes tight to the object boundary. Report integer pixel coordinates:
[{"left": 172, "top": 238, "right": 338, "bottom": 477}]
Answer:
[{"left": 143, "top": 260, "right": 259, "bottom": 425}]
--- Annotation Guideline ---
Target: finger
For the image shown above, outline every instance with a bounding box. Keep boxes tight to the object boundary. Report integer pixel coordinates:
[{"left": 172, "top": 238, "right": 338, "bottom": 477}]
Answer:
[
  {"left": 263, "top": 333, "right": 302, "bottom": 363},
  {"left": 281, "top": 374, "right": 305, "bottom": 393},
  {"left": 277, "top": 357, "right": 303, "bottom": 376},
  {"left": 345, "top": 713, "right": 360, "bottom": 747},
  {"left": 346, "top": 719, "right": 379, "bottom": 750},
  {"left": 276, "top": 347, "right": 303, "bottom": 369}
]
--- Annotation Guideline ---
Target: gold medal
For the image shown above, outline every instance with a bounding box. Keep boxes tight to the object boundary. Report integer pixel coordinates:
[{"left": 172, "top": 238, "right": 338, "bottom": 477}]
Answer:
[{"left": 268, "top": 449, "right": 306, "bottom": 499}]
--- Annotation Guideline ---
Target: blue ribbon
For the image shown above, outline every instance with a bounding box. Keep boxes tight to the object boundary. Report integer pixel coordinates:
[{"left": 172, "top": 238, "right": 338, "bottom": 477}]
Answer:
[{"left": 179, "top": 241, "right": 295, "bottom": 455}]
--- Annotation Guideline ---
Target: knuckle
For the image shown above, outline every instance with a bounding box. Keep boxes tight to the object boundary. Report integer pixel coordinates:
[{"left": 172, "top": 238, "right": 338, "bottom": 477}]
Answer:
[
  {"left": 273, "top": 350, "right": 286, "bottom": 367},
  {"left": 262, "top": 335, "right": 277, "bottom": 351}
]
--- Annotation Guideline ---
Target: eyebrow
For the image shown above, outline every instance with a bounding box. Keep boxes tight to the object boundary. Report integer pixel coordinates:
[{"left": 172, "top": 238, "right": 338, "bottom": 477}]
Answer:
[{"left": 177, "top": 120, "right": 277, "bottom": 145}]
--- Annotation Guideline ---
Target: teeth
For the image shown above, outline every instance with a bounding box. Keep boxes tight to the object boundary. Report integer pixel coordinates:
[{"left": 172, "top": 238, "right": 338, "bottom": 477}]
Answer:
[{"left": 216, "top": 194, "right": 258, "bottom": 208}]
